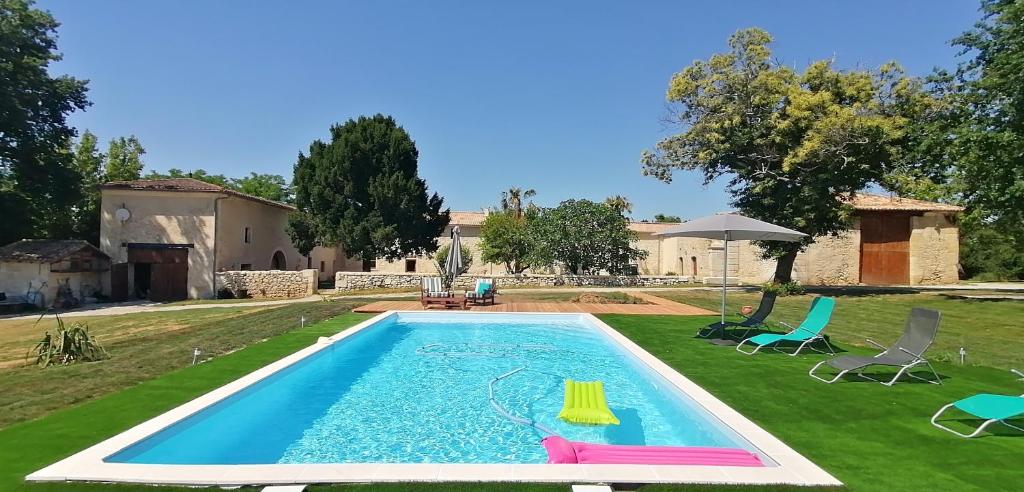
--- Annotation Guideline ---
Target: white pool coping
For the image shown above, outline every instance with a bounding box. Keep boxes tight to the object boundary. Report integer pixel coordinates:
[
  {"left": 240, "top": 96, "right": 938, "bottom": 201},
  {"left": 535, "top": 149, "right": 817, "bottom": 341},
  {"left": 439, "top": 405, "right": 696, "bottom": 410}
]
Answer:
[{"left": 28, "top": 311, "right": 841, "bottom": 487}]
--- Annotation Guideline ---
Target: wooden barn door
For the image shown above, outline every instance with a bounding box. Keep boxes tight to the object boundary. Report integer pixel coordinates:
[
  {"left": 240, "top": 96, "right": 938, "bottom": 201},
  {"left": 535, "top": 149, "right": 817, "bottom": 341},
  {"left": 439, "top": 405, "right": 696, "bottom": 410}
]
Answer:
[
  {"left": 859, "top": 213, "right": 911, "bottom": 285},
  {"left": 110, "top": 263, "right": 131, "bottom": 301},
  {"left": 149, "top": 263, "right": 188, "bottom": 301}
]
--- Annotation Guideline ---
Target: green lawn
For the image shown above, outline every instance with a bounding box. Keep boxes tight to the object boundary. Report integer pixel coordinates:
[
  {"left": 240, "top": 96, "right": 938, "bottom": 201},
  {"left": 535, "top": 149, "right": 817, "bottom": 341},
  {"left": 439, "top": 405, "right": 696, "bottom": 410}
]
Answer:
[
  {"left": 1, "top": 305, "right": 1021, "bottom": 491},
  {"left": 0, "top": 301, "right": 359, "bottom": 429},
  {"left": 661, "top": 290, "right": 1024, "bottom": 369}
]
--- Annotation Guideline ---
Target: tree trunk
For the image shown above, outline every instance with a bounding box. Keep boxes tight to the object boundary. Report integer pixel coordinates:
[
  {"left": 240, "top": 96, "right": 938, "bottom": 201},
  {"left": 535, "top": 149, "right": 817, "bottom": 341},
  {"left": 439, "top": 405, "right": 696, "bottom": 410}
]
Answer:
[
  {"left": 361, "top": 257, "right": 373, "bottom": 272},
  {"left": 772, "top": 244, "right": 800, "bottom": 284}
]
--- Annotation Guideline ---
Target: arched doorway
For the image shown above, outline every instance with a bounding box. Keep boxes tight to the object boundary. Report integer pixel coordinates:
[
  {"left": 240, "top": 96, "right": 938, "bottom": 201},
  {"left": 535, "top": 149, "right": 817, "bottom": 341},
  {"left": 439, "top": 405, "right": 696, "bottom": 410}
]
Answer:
[{"left": 271, "top": 250, "right": 287, "bottom": 270}]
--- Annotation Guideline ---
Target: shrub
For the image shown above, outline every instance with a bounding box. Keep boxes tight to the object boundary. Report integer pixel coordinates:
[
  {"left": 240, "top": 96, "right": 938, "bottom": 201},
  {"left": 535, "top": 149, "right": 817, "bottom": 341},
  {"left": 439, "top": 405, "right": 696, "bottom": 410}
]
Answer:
[
  {"left": 761, "top": 281, "right": 805, "bottom": 297},
  {"left": 30, "top": 315, "right": 108, "bottom": 367}
]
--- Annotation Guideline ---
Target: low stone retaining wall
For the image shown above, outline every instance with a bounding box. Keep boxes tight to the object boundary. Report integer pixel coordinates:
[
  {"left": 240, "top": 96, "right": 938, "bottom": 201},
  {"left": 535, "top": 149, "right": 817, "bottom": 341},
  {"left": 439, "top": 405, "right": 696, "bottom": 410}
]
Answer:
[
  {"left": 215, "top": 269, "right": 318, "bottom": 298},
  {"left": 333, "top": 271, "right": 694, "bottom": 291}
]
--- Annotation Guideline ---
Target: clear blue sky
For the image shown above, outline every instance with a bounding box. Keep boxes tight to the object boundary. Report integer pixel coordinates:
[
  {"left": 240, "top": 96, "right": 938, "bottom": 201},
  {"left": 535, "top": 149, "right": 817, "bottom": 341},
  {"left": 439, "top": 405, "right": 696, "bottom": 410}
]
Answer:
[{"left": 41, "top": 0, "right": 980, "bottom": 220}]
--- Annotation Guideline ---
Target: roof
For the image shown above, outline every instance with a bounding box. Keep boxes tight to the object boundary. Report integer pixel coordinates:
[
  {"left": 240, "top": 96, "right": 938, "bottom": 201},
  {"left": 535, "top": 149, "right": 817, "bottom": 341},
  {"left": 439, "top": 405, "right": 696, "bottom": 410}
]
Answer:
[
  {"left": 447, "top": 211, "right": 679, "bottom": 233},
  {"left": 0, "top": 240, "right": 109, "bottom": 263},
  {"left": 848, "top": 193, "right": 963, "bottom": 213},
  {"left": 101, "top": 178, "right": 295, "bottom": 211}
]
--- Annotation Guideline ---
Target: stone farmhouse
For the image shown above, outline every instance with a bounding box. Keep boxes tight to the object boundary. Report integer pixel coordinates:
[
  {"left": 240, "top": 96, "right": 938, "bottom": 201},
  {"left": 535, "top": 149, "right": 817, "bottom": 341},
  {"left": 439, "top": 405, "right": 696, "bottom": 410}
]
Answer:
[
  {"left": 99, "top": 178, "right": 345, "bottom": 301},
  {"left": 371, "top": 193, "right": 962, "bottom": 286},
  {"left": 95, "top": 179, "right": 962, "bottom": 300}
]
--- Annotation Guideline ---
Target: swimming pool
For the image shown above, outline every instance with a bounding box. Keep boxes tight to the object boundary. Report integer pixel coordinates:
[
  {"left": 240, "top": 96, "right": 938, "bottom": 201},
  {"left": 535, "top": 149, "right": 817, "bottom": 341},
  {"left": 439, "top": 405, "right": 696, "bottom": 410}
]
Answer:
[{"left": 29, "top": 311, "right": 840, "bottom": 486}]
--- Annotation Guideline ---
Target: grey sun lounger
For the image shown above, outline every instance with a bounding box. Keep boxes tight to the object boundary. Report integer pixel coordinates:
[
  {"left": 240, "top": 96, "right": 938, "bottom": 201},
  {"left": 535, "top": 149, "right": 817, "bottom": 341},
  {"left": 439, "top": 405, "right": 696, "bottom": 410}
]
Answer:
[
  {"left": 698, "top": 292, "right": 777, "bottom": 340},
  {"left": 809, "top": 307, "right": 942, "bottom": 386}
]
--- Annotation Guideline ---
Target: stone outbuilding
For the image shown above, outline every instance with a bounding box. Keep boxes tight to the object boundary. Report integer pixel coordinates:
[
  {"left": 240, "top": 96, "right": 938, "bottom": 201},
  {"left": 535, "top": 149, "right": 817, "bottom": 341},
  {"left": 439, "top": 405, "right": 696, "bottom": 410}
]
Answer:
[
  {"left": 99, "top": 178, "right": 342, "bottom": 300},
  {"left": 0, "top": 239, "right": 110, "bottom": 307},
  {"left": 365, "top": 193, "right": 962, "bottom": 286}
]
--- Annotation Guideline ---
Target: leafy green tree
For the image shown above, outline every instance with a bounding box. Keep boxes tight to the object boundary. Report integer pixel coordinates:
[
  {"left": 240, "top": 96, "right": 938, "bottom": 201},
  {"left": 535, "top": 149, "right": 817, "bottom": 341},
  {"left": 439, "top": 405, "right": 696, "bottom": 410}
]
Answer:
[
  {"left": 0, "top": 0, "right": 90, "bottom": 244},
  {"left": 604, "top": 195, "right": 633, "bottom": 216},
  {"left": 899, "top": 0, "right": 1024, "bottom": 280},
  {"left": 104, "top": 136, "right": 145, "bottom": 181},
  {"left": 233, "top": 172, "right": 293, "bottom": 203},
  {"left": 433, "top": 242, "right": 474, "bottom": 273},
  {"left": 70, "top": 130, "right": 104, "bottom": 243},
  {"left": 288, "top": 115, "right": 449, "bottom": 268},
  {"left": 653, "top": 213, "right": 682, "bottom": 223},
  {"left": 641, "top": 28, "right": 930, "bottom": 282},
  {"left": 144, "top": 168, "right": 231, "bottom": 187},
  {"left": 531, "top": 199, "right": 647, "bottom": 275},
  {"left": 500, "top": 187, "right": 536, "bottom": 218},
  {"left": 479, "top": 209, "right": 538, "bottom": 274}
]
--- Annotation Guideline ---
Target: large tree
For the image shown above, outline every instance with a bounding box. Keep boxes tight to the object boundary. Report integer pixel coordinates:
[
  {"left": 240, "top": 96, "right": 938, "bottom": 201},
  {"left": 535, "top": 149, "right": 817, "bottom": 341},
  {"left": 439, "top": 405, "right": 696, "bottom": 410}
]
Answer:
[
  {"left": 530, "top": 199, "right": 647, "bottom": 275},
  {"left": 233, "top": 172, "right": 292, "bottom": 203},
  {"left": 288, "top": 115, "right": 449, "bottom": 268},
  {"left": 479, "top": 209, "right": 538, "bottom": 274},
  {"left": 70, "top": 130, "right": 104, "bottom": 243},
  {"left": 104, "top": 136, "right": 146, "bottom": 181},
  {"left": 899, "top": 0, "right": 1024, "bottom": 280},
  {"left": 604, "top": 195, "right": 633, "bottom": 217},
  {"left": 641, "top": 28, "right": 930, "bottom": 282},
  {"left": 0, "top": 0, "right": 89, "bottom": 244}
]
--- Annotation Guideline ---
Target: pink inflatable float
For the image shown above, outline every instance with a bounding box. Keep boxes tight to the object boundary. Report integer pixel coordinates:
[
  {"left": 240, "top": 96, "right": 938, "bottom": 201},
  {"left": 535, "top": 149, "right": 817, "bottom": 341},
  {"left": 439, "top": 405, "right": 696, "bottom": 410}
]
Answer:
[{"left": 541, "top": 436, "right": 763, "bottom": 467}]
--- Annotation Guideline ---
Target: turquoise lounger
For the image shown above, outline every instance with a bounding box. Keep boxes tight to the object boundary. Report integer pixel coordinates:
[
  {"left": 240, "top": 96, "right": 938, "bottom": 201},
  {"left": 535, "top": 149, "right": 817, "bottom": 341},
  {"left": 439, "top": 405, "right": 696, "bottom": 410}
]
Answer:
[
  {"left": 931, "top": 369, "right": 1024, "bottom": 438},
  {"left": 736, "top": 296, "right": 836, "bottom": 356}
]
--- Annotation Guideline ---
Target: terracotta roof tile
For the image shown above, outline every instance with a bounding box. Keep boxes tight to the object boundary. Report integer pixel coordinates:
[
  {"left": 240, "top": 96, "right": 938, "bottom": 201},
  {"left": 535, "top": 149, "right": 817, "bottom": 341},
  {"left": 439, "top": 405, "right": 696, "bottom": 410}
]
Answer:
[
  {"left": 848, "top": 193, "right": 963, "bottom": 212},
  {"left": 0, "top": 240, "right": 108, "bottom": 263},
  {"left": 102, "top": 178, "right": 295, "bottom": 211}
]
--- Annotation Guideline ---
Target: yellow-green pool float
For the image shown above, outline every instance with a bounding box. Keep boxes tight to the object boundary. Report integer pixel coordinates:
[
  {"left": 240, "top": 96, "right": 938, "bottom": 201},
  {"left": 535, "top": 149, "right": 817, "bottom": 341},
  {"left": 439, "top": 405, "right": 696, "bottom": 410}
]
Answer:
[{"left": 557, "top": 379, "right": 620, "bottom": 426}]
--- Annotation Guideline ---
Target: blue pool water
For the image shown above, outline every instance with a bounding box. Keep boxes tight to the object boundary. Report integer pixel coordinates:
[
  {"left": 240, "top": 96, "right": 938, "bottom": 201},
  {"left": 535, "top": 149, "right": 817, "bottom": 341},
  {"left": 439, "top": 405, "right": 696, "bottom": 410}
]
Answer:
[{"left": 107, "top": 313, "right": 762, "bottom": 465}]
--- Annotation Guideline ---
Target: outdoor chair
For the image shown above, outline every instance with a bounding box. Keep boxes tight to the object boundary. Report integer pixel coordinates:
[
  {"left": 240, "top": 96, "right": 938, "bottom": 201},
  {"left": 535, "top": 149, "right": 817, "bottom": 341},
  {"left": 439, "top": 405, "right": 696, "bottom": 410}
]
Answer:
[
  {"left": 465, "top": 278, "right": 496, "bottom": 306},
  {"left": 421, "top": 277, "right": 465, "bottom": 309},
  {"left": 698, "top": 292, "right": 777, "bottom": 340},
  {"left": 735, "top": 296, "right": 836, "bottom": 356},
  {"left": 931, "top": 369, "right": 1024, "bottom": 438},
  {"left": 808, "top": 308, "right": 942, "bottom": 386}
]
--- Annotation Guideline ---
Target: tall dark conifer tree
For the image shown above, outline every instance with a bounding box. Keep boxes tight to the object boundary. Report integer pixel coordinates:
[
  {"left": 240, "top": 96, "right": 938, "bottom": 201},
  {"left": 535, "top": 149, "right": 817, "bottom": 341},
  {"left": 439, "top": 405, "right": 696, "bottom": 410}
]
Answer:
[{"left": 288, "top": 115, "right": 449, "bottom": 268}]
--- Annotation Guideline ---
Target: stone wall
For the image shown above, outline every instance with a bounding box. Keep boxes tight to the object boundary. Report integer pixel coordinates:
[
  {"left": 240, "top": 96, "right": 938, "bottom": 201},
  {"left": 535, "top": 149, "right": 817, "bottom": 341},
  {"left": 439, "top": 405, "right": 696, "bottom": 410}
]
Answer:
[
  {"left": 215, "top": 269, "right": 318, "bottom": 298},
  {"left": 333, "top": 271, "right": 695, "bottom": 291}
]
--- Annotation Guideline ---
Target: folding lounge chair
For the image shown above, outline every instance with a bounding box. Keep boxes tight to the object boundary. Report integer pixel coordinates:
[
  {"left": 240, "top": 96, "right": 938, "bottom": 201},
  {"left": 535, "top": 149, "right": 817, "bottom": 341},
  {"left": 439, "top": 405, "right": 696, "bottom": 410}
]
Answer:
[
  {"left": 698, "top": 292, "right": 777, "bottom": 340},
  {"left": 735, "top": 296, "right": 836, "bottom": 356},
  {"left": 931, "top": 369, "right": 1024, "bottom": 438},
  {"left": 808, "top": 308, "right": 941, "bottom": 386}
]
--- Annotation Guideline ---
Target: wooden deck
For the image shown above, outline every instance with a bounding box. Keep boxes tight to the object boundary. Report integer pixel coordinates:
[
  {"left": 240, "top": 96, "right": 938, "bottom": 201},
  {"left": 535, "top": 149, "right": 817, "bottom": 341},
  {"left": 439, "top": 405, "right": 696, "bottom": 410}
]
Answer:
[{"left": 353, "top": 292, "right": 715, "bottom": 316}]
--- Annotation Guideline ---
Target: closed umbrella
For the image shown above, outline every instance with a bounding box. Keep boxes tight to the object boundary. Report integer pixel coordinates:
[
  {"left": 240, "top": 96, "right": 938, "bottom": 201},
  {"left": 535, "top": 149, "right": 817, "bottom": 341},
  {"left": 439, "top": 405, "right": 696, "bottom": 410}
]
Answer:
[
  {"left": 655, "top": 213, "right": 807, "bottom": 325},
  {"left": 444, "top": 226, "right": 464, "bottom": 288}
]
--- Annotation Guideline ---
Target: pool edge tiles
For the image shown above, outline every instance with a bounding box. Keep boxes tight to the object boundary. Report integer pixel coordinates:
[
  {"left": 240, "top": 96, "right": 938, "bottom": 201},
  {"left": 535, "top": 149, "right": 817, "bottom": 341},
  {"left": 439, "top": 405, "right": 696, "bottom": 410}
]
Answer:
[{"left": 27, "top": 310, "right": 842, "bottom": 487}]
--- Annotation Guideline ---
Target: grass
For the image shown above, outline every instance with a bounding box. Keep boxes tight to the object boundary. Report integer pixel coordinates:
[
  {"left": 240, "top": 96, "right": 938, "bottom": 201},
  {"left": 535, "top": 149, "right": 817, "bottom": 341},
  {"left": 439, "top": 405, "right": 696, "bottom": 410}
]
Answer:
[
  {"left": 0, "top": 307, "right": 267, "bottom": 368},
  {"left": 2, "top": 301, "right": 1021, "bottom": 491},
  {"left": 0, "top": 301, "right": 360, "bottom": 429},
  {"left": 661, "top": 290, "right": 1024, "bottom": 369},
  {"left": 598, "top": 314, "right": 1024, "bottom": 491}
]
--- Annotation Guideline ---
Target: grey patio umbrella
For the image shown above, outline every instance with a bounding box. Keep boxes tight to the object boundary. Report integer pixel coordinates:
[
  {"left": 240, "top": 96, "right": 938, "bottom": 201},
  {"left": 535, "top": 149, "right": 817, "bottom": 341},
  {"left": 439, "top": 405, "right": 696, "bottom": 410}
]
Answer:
[
  {"left": 444, "top": 226, "right": 464, "bottom": 284},
  {"left": 655, "top": 213, "right": 807, "bottom": 325}
]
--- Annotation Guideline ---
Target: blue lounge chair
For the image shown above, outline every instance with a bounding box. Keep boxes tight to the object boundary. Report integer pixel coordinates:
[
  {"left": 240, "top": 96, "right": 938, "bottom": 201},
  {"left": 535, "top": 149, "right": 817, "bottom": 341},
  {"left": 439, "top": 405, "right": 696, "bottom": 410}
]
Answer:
[
  {"left": 736, "top": 296, "right": 836, "bottom": 356},
  {"left": 931, "top": 369, "right": 1024, "bottom": 438}
]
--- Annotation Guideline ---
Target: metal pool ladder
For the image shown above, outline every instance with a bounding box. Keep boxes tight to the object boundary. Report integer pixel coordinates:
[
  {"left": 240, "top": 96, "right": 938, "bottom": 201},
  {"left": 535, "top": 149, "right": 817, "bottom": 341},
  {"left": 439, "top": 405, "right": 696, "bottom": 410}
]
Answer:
[{"left": 487, "top": 366, "right": 559, "bottom": 437}]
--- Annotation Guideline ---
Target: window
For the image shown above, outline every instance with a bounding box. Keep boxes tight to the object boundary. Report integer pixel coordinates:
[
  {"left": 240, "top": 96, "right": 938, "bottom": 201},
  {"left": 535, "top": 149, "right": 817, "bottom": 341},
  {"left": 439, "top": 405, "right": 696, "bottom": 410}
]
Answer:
[
  {"left": 319, "top": 261, "right": 325, "bottom": 272},
  {"left": 243, "top": 227, "right": 252, "bottom": 244},
  {"left": 405, "top": 258, "right": 416, "bottom": 272},
  {"left": 240, "top": 263, "right": 252, "bottom": 271}
]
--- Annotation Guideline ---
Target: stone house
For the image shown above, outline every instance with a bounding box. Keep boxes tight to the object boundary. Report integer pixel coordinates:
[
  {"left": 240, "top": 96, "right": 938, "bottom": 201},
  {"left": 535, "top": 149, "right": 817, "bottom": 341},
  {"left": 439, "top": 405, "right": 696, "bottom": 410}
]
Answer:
[
  {"left": 99, "top": 178, "right": 343, "bottom": 300},
  {"left": 366, "top": 193, "right": 962, "bottom": 286},
  {"left": 0, "top": 240, "right": 110, "bottom": 307}
]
